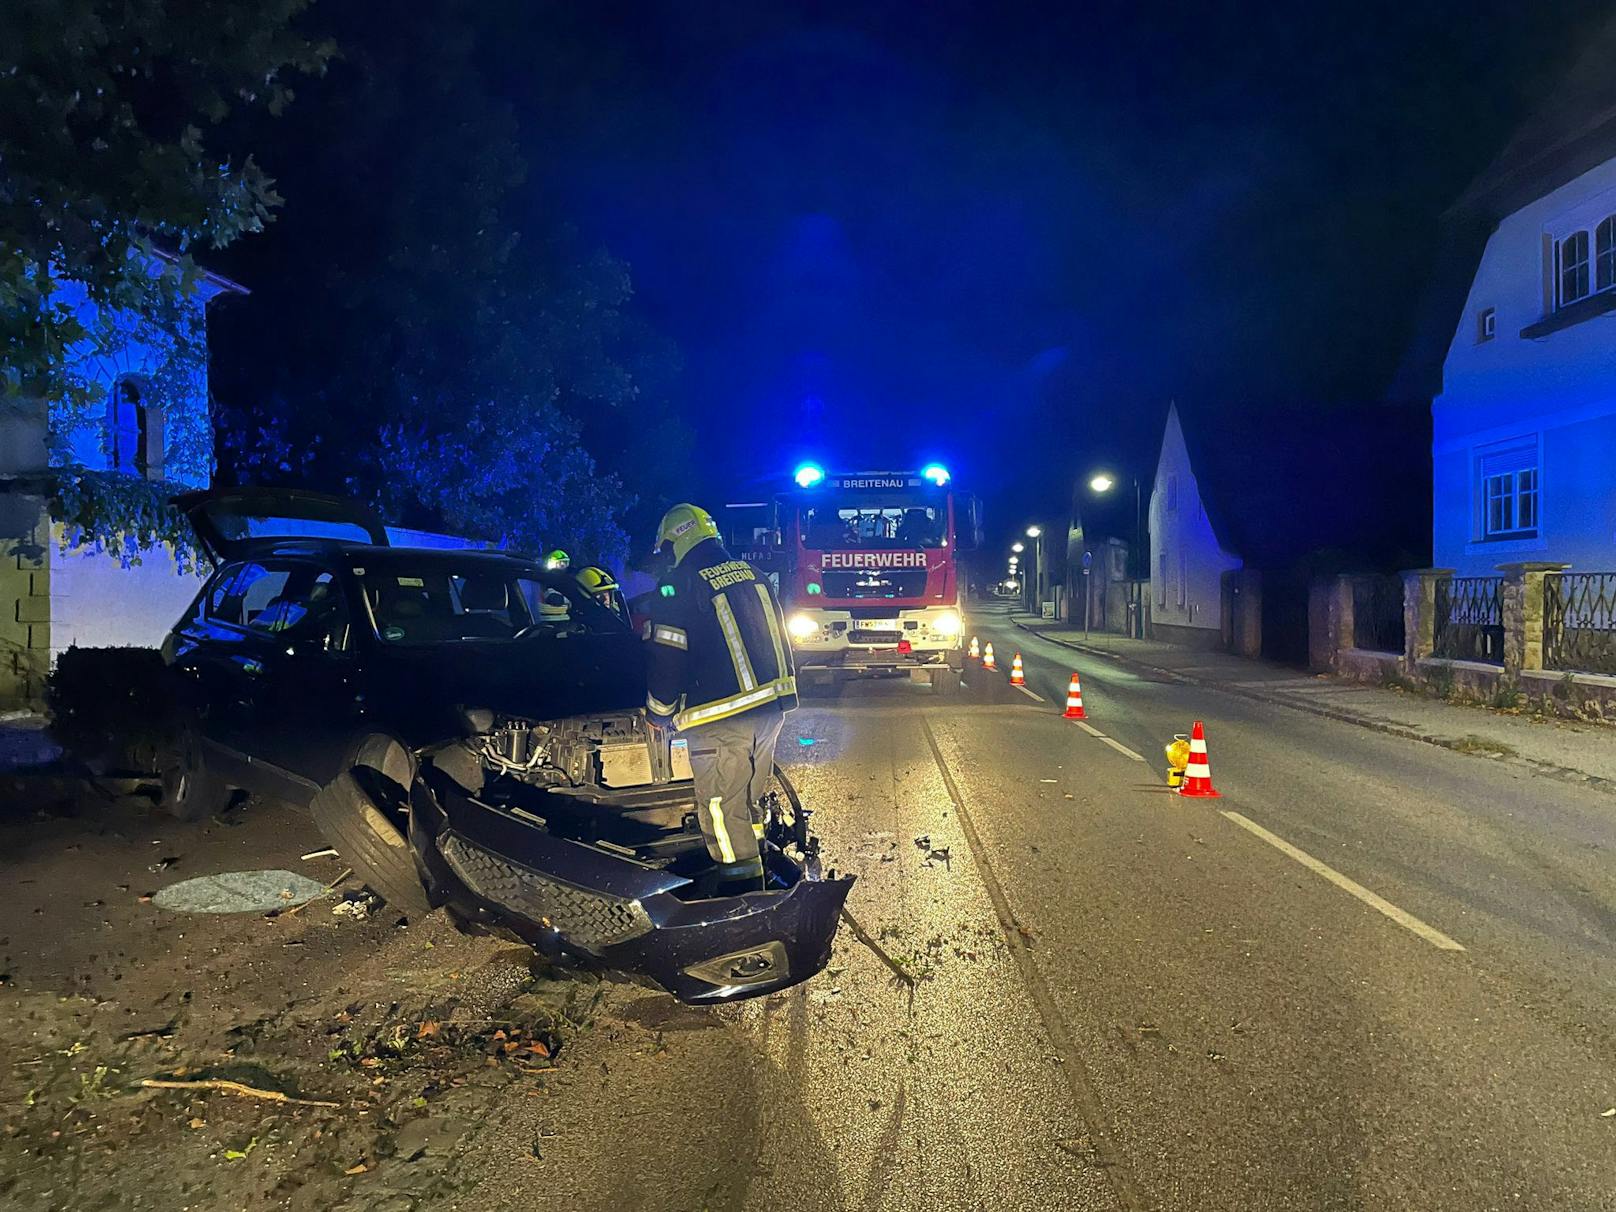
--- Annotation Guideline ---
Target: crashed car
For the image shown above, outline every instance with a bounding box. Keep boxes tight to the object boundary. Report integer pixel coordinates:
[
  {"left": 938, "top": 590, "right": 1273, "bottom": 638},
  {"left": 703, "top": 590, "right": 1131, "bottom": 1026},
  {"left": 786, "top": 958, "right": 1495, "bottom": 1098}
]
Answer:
[{"left": 159, "top": 489, "right": 852, "bottom": 1003}]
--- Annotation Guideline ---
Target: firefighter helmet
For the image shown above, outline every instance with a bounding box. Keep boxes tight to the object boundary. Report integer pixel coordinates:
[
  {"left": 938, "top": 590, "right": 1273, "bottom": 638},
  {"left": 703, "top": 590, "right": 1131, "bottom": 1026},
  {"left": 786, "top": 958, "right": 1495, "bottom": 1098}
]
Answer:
[
  {"left": 543, "top": 549, "right": 571, "bottom": 571},
  {"left": 575, "top": 565, "right": 620, "bottom": 597},
  {"left": 655, "top": 503, "right": 720, "bottom": 565}
]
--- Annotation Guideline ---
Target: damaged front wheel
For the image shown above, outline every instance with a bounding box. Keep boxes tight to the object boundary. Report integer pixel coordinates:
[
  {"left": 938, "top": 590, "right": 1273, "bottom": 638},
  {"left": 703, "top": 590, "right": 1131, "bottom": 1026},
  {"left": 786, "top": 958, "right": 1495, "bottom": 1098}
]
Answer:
[{"left": 310, "top": 738, "right": 432, "bottom": 917}]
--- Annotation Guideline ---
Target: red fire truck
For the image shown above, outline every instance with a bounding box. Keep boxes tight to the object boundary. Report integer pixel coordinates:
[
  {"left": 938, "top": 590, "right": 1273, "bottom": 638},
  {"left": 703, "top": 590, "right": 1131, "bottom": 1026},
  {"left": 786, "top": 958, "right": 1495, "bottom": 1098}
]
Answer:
[{"left": 725, "top": 463, "right": 980, "bottom": 695}]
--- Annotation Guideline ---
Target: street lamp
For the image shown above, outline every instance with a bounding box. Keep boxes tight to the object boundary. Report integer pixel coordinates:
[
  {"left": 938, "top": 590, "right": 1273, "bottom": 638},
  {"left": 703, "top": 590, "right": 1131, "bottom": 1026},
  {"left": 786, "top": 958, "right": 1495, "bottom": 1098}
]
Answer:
[
  {"left": 1011, "top": 541, "right": 1024, "bottom": 553},
  {"left": 1022, "top": 526, "right": 1045, "bottom": 614},
  {"left": 1088, "top": 469, "right": 1145, "bottom": 637}
]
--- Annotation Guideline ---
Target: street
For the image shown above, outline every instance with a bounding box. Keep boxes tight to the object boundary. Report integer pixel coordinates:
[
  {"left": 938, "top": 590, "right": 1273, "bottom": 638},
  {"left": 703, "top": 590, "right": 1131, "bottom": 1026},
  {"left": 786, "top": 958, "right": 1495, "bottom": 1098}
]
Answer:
[{"left": 7, "top": 601, "right": 1615, "bottom": 1211}]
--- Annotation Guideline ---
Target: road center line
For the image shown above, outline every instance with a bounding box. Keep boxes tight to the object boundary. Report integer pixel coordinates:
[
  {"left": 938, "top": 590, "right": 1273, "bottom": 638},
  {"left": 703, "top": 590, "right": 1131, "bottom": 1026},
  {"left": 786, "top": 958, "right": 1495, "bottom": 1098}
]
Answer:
[
  {"left": 1014, "top": 683, "right": 1045, "bottom": 702},
  {"left": 1097, "top": 736, "right": 1147, "bottom": 762},
  {"left": 920, "top": 718, "right": 1147, "bottom": 1210},
  {"left": 1072, "top": 719, "right": 1105, "bottom": 738},
  {"left": 1219, "top": 810, "right": 1466, "bottom": 952}
]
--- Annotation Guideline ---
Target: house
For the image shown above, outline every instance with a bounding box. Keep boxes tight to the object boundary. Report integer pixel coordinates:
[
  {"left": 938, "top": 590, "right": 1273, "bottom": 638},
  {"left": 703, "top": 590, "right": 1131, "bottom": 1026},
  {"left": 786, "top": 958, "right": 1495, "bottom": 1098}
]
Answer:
[
  {"left": 1147, "top": 404, "right": 1245, "bottom": 650},
  {"left": 0, "top": 258, "right": 246, "bottom": 708},
  {"left": 1145, "top": 401, "right": 1429, "bottom": 663},
  {"left": 1402, "top": 22, "right": 1616, "bottom": 578}
]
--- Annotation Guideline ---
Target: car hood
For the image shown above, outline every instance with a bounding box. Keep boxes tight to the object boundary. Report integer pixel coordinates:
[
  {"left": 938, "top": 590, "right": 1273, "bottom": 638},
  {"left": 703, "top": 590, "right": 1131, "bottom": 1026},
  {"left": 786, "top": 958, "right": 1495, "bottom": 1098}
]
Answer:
[{"left": 371, "top": 632, "right": 648, "bottom": 727}]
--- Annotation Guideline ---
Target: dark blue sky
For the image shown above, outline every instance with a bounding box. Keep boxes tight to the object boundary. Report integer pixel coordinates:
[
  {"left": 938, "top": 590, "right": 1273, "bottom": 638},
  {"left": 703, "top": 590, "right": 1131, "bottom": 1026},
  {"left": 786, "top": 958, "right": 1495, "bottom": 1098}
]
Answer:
[{"left": 498, "top": 0, "right": 1600, "bottom": 543}]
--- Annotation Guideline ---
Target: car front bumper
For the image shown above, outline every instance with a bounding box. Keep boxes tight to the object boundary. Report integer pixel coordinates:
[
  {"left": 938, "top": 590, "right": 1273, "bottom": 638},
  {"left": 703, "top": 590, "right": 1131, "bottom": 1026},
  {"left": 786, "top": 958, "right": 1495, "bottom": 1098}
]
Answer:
[{"left": 409, "top": 772, "right": 853, "bottom": 1004}]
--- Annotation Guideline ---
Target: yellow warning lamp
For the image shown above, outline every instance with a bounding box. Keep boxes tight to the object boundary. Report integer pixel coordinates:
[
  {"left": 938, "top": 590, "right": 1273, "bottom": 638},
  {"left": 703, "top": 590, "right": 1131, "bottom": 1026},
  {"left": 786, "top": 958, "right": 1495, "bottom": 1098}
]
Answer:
[{"left": 1164, "top": 735, "right": 1191, "bottom": 788}]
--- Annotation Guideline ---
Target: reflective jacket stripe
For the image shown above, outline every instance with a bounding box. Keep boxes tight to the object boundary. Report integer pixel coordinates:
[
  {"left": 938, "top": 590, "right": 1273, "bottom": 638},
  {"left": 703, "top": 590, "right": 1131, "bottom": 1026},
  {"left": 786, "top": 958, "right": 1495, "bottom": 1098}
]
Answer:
[
  {"left": 651, "top": 624, "right": 688, "bottom": 649},
  {"left": 707, "top": 797, "right": 737, "bottom": 863},
  {"left": 754, "top": 582, "right": 789, "bottom": 677},
  {"left": 676, "top": 676, "right": 797, "bottom": 730},
  {"left": 646, "top": 690, "right": 681, "bottom": 716},
  {"left": 712, "top": 594, "right": 757, "bottom": 691}
]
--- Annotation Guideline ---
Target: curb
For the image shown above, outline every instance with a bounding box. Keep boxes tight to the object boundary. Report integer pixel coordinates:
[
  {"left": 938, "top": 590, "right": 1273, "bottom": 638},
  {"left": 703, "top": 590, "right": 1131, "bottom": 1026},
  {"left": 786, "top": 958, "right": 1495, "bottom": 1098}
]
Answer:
[{"left": 1008, "top": 616, "right": 1616, "bottom": 797}]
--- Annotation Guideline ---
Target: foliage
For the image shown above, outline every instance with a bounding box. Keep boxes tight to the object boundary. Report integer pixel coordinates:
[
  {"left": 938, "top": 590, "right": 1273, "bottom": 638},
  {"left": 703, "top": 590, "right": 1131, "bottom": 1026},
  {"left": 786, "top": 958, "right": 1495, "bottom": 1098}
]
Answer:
[
  {"left": 46, "top": 466, "right": 202, "bottom": 570},
  {"left": 0, "top": 0, "right": 330, "bottom": 414},
  {"left": 1489, "top": 680, "right": 1523, "bottom": 711}
]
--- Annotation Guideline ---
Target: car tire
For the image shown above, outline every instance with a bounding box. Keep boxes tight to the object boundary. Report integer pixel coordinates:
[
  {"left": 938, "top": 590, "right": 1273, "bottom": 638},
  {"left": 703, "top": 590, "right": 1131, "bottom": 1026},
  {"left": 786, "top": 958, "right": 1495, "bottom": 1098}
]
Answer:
[
  {"left": 314, "top": 734, "right": 429, "bottom": 917},
  {"left": 156, "top": 725, "right": 231, "bottom": 822}
]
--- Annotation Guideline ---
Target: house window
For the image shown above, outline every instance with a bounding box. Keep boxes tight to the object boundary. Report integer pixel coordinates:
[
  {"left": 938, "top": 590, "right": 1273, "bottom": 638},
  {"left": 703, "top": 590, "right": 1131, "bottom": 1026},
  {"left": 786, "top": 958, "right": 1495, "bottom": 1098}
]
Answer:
[
  {"left": 1478, "top": 441, "right": 1539, "bottom": 540},
  {"left": 1166, "top": 474, "right": 1179, "bottom": 512},
  {"left": 1599, "top": 217, "right": 1616, "bottom": 292},
  {"left": 1477, "top": 307, "right": 1496, "bottom": 342},
  {"left": 108, "top": 376, "right": 160, "bottom": 478},
  {"left": 1558, "top": 231, "right": 1590, "bottom": 306},
  {"left": 1157, "top": 552, "right": 1168, "bottom": 606}
]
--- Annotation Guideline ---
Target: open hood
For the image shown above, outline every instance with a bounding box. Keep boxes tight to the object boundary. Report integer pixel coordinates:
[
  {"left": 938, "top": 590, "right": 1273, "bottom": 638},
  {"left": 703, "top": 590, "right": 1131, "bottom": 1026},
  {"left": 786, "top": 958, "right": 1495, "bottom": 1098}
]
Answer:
[{"left": 174, "top": 488, "right": 390, "bottom": 562}]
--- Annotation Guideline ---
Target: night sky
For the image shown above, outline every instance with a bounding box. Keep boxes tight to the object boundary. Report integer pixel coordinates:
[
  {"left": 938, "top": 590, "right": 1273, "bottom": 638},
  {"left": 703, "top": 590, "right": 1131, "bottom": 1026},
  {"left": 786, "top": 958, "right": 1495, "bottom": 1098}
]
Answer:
[{"left": 217, "top": 0, "right": 1607, "bottom": 548}]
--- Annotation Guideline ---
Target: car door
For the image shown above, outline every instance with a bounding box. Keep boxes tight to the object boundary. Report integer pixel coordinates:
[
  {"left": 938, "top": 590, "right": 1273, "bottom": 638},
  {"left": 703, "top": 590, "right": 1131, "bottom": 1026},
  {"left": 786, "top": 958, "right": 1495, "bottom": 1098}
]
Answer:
[{"left": 245, "top": 564, "right": 369, "bottom": 797}]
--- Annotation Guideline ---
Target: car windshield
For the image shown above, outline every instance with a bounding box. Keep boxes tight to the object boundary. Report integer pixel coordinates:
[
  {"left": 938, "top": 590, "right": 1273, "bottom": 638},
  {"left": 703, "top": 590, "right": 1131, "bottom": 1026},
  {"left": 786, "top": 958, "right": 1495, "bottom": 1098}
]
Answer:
[
  {"left": 800, "top": 493, "right": 948, "bottom": 549},
  {"left": 360, "top": 564, "right": 622, "bottom": 645}
]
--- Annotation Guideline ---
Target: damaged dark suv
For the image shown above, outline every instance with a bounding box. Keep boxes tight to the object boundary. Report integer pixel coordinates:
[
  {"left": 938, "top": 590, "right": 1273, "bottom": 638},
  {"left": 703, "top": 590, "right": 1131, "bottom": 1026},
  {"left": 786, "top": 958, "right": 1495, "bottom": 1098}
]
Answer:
[{"left": 160, "top": 489, "right": 851, "bottom": 1003}]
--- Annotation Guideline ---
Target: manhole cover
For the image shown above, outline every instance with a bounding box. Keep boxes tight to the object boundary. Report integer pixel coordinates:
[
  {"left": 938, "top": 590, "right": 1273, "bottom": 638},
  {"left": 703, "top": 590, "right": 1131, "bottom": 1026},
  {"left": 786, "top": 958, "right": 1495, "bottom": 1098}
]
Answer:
[{"left": 152, "top": 870, "right": 331, "bottom": 914}]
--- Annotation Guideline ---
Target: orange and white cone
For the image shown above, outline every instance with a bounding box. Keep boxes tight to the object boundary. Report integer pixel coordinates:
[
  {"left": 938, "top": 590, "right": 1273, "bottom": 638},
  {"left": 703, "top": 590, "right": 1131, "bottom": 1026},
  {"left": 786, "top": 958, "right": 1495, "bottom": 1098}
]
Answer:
[
  {"left": 968, "top": 636, "right": 980, "bottom": 660},
  {"left": 982, "top": 642, "right": 996, "bottom": 670},
  {"left": 1062, "top": 671, "right": 1086, "bottom": 719},
  {"left": 1177, "top": 720, "right": 1221, "bottom": 798},
  {"left": 1009, "top": 652, "right": 1025, "bottom": 686}
]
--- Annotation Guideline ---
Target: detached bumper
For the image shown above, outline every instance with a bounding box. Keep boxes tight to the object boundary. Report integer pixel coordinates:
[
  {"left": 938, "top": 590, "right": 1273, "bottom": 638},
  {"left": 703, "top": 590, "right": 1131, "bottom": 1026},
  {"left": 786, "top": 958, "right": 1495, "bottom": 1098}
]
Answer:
[{"left": 410, "top": 775, "right": 853, "bottom": 1004}]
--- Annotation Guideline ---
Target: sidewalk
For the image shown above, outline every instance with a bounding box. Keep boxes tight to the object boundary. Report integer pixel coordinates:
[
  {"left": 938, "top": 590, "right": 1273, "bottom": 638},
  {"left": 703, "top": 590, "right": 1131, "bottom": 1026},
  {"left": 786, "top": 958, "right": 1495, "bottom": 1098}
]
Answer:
[{"left": 1008, "top": 615, "right": 1616, "bottom": 791}]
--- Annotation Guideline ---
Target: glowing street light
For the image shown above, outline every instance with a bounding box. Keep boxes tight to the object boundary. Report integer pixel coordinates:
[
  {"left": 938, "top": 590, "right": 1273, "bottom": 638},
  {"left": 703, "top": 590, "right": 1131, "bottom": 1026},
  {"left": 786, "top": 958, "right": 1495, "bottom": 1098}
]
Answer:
[
  {"left": 1011, "top": 541, "right": 1024, "bottom": 553},
  {"left": 1025, "top": 525, "right": 1042, "bottom": 538},
  {"left": 1089, "top": 473, "right": 1116, "bottom": 493}
]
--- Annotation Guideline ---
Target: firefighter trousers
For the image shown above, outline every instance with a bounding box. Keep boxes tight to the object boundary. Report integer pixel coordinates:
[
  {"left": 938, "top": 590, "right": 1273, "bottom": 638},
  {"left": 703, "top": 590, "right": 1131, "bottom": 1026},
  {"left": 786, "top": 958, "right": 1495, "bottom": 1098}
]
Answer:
[{"left": 684, "top": 705, "right": 786, "bottom": 870}]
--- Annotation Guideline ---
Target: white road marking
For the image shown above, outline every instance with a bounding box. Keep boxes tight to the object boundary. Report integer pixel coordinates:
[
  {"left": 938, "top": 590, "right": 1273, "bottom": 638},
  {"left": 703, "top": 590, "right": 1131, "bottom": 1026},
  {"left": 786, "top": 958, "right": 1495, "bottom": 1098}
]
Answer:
[
  {"left": 1072, "top": 719, "right": 1105, "bottom": 738},
  {"left": 1219, "top": 810, "right": 1466, "bottom": 952},
  {"left": 1014, "top": 684, "right": 1045, "bottom": 702},
  {"left": 1098, "top": 736, "right": 1146, "bottom": 762}
]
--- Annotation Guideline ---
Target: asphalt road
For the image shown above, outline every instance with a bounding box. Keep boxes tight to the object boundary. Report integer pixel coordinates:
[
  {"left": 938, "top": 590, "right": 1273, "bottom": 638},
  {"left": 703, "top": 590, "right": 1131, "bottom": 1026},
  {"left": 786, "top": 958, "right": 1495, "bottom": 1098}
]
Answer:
[{"left": 473, "top": 600, "right": 1616, "bottom": 1212}]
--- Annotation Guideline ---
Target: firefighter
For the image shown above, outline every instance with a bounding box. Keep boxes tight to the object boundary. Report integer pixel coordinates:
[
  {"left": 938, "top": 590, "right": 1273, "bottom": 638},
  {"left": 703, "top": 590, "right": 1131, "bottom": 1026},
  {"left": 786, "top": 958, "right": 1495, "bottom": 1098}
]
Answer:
[
  {"left": 543, "top": 549, "right": 571, "bottom": 571},
  {"left": 575, "top": 565, "right": 629, "bottom": 625},
  {"left": 644, "top": 503, "right": 797, "bottom": 895}
]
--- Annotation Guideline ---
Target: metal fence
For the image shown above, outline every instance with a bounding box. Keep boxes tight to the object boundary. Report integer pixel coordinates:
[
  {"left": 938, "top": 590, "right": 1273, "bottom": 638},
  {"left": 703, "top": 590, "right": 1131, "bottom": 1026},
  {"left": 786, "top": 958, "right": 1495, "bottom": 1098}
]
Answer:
[
  {"left": 1351, "top": 575, "right": 1405, "bottom": 654},
  {"left": 1433, "top": 576, "right": 1504, "bottom": 664},
  {"left": 1545, "top": 572, "right": 1616, "bottom": 675}
]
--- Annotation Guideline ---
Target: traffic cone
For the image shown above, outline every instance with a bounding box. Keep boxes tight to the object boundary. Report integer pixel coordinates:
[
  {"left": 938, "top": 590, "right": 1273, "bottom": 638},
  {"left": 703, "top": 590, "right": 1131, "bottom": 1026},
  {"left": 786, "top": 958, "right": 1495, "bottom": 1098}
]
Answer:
[
  {"left": 982, "top": 642, "right": 996, "bottom": 670},
  {"left": 1176, "top": 720, "right": 1221, "bottom": 798},
  {"left": 1062, "top": 671, "right": 1086, "bottom": 719},
  {"left": 968, "top": 636, "right": 980, "bottom": 660},
  {"left": 1009, "top": 653, "right": 1025, "bottom": 686}
]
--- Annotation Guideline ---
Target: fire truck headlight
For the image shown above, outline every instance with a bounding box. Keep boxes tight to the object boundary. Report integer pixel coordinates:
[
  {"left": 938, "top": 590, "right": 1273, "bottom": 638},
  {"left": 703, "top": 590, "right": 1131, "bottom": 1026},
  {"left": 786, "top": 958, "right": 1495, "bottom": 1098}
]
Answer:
[
  {"left": 932, "top": 610, "right": 963, "bottom": 636},
  {"left": 787, "top": 613, "right": 820, "bottom": 640}
]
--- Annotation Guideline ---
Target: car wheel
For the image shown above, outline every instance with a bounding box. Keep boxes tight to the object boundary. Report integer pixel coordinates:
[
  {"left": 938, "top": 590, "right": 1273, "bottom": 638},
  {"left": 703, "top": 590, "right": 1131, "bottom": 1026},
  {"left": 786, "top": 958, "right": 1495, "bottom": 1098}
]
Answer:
[
  {"left": 311, "top": 735, "right": 431, "bottom": 917},
  {"left": 156, "top": 726, "right": 231, "bottom": 822}
]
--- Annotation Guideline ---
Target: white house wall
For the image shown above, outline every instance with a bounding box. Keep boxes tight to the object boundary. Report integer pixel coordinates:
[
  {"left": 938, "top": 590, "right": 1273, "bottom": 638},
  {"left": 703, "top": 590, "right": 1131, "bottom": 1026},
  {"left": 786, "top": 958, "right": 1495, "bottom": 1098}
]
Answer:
[
  {"left": 1150, "top": 407, "right": 1242, "bottom": 633},
  {"left": 1436, "top": 156, "right": 1616, "bottom": 575},
  {"left": 47, "top": 524, "right": 206, "bottom": 656}
]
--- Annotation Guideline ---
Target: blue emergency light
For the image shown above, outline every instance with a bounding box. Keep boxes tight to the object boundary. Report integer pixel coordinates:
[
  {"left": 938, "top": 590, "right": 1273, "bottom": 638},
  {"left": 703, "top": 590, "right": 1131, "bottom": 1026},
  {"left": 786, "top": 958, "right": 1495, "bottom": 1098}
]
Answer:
[
  {"left": 920, "top": 463, "right": 951, "bottom": 486},
  {"left": 794, "top": 462, "right": 826, "bottom": 488}
]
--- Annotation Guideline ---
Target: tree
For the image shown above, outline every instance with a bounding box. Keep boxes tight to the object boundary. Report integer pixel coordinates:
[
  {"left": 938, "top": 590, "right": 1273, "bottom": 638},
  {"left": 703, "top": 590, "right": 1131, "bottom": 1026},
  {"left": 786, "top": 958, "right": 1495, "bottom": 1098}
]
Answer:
[
  {"left": 0, "top": 0, "right": 330, "bottom": 418},
  {"left": 210, "top": 0, "right": 680, "bottom": 562}
]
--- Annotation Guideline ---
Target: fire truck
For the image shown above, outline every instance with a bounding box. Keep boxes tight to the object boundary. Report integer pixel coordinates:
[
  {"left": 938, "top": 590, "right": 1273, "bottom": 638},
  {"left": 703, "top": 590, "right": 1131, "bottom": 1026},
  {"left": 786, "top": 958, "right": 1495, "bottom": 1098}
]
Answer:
[{"left": 724, "top": 463, "right": 980, "bottom": 695}]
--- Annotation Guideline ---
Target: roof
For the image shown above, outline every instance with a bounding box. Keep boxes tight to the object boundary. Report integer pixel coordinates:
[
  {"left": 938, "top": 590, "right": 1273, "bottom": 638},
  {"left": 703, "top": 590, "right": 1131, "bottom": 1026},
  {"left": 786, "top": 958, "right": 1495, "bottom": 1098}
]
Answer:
[
  {"left": 1389, "top": 12, "right": 1616, "bottom": 404},
  {"left": 1169, "top": 400, "right": 1431, "bottom": 573},
  {"left": 151, "top": 248, "right": 249, "bottom": 299}
]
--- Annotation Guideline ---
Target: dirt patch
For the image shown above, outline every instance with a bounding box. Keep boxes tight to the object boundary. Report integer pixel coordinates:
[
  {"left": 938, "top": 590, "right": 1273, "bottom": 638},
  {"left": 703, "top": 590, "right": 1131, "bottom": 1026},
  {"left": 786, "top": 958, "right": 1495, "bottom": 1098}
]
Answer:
[{"left": 0, "top": 792, "right": 611, "bottom": 1211}]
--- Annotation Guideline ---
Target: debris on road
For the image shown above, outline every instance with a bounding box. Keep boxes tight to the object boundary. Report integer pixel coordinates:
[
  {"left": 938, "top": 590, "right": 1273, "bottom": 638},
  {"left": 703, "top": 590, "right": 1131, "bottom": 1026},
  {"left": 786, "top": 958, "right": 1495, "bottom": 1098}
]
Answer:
[
  {"left": 331, "top": 891, "right": 382, "bottom": 920},
  {"left": 301, "top": 847, "right": 340, "bottom": 861},
  {"left": 922, "top": 846, "right": 951, "bottom": 869},
  {"left": 151, "top": 870, "right": 331, "bottom": 915}
]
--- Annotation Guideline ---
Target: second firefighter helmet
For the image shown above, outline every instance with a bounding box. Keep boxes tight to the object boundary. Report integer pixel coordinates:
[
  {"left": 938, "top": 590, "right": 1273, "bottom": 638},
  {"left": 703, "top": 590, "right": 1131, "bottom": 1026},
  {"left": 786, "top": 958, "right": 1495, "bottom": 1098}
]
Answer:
[{"left": 655, "top": 503, "right": 720, "bottom": 565}]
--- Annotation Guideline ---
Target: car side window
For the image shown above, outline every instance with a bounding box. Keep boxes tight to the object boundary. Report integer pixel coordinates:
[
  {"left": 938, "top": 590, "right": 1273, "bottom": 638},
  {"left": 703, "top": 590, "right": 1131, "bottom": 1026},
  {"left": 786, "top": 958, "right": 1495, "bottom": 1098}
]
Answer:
[
  {"left": 203, "top": 563, "right": 246, "bottom": 620},
  {"left": 263, "top": 569, "right": 351, "bottom": 650},
  {"left": 232, "top": 564, "right": 294, "bottom": 630}
]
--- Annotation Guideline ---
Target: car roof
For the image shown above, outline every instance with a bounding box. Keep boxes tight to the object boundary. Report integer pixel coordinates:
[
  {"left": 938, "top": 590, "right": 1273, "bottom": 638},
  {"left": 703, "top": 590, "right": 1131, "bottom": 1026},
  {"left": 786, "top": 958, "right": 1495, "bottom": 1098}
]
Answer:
[{"left": 227, "top": 540, "right": 545, "bottom": 572}]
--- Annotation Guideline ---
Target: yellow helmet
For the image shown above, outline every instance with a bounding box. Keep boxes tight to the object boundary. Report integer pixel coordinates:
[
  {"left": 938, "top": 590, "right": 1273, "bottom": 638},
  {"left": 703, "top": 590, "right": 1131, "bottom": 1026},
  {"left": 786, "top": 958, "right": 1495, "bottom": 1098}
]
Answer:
[
  {"left": 656, "top": 503, "right": 720, "bottom": 565},
  {"left": 575, "top": 565, "right": 619, "bottom": 596}
]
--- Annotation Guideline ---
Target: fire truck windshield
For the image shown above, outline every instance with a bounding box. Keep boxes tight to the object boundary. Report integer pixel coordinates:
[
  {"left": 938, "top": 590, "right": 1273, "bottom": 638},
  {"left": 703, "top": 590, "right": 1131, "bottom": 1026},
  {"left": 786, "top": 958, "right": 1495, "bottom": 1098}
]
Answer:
[{"left": 800, "top": 494, "right": 947, "bottom": 550}]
